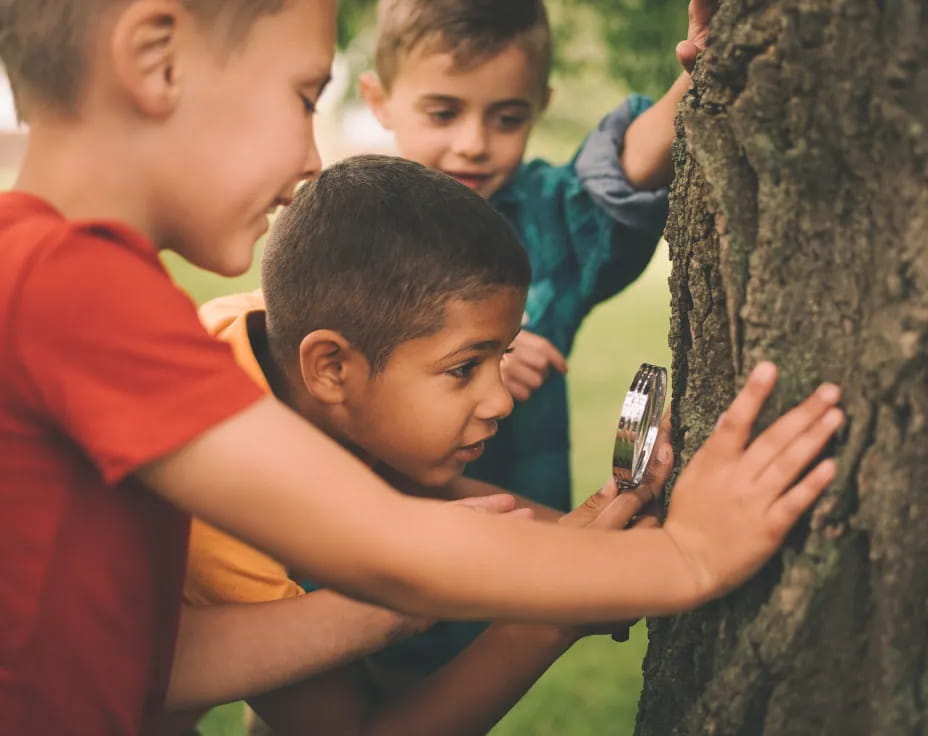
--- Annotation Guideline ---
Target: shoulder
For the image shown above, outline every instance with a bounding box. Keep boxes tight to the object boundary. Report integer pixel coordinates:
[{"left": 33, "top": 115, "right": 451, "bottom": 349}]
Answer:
[
  {"left": 199, "top": 290, "right": 266, "bottom": 338},
  {"left": 185, "top": 518, "right": 303, "bottom": 605}
]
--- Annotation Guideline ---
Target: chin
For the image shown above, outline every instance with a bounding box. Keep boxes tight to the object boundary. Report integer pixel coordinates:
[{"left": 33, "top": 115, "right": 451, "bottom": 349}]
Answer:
[
  {"left": 208, "top": 241, "right": 258, "bottom": 277},
  {"left": 411, "top": 466, "right": 462, "bottom": 492}
]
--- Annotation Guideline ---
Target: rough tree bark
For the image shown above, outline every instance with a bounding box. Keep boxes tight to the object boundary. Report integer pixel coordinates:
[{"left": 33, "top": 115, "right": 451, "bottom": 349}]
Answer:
[{"left": 635, "top": 1, "right": 927, "bottom": 735}]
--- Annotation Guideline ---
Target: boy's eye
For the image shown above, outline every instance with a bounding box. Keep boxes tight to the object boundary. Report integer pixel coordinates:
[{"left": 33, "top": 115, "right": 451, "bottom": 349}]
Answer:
[
  {"left": 426, "top": 108, "right": 457, "bottom": 124},
  {"left": 447, "top": 360, "right": 479, "bottom": 380},
  {"left": 301, "top": 95, "right": 317, "bottom": 115},
  {"left": 496, "top": 114, "right": 530, "bottom": 131}
]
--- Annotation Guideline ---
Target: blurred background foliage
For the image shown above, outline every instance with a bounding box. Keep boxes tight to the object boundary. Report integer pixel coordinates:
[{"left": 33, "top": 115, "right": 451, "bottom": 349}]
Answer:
[{"left": 336, "top": 0, "right": 687, "bottom": 99}]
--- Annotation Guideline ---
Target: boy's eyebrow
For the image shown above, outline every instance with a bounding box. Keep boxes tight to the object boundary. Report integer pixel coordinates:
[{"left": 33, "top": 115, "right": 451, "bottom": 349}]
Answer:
[
  {"left": 415, "top": 94, "right": 533, "bottom": 111},
  {"left": 441, "top": 340, "right": 502, "bottom": 360},
  {"left": 488, "top": 99, "right": 533, "bottom": 112},
  {"left": 415, "top": 94, "right": 462, "bottom": 107}
]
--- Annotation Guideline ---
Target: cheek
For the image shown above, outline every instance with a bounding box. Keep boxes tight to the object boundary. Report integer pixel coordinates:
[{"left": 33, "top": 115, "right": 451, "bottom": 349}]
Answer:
[
  {"left": 394, "top": 124, "right": 448, "bottom": 165},
  {"left": 496, "top": 133, "right": 530, "bottom": 171}
]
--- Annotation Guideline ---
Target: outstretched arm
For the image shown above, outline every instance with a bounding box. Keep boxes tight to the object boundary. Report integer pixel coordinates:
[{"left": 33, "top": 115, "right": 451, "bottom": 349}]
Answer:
[
  {"left": 251, "top": 481, "right": 663, "bottom": 736},
  {"left": 165, "top": 591, "right": 421, "bottom": 710},
  {"left": 140, "top": 364, "right": 840, "bottom": 623},
  {"left": 620, "top": 0, "right": 719, "bottom": 189},
  {"left": 139, "top": 362, "right": 840, "bottom": 647}
]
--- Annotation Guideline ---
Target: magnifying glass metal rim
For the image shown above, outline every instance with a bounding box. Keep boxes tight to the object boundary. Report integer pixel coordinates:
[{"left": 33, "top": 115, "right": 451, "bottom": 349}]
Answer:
[{"left": 612, "top": 363, "right": 668, "bottom": 490}]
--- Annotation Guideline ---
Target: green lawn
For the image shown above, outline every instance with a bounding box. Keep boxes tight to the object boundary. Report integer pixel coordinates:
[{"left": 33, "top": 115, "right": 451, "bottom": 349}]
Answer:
[{"left": 170, "top": 241, "right": 671, "bottom": 736}]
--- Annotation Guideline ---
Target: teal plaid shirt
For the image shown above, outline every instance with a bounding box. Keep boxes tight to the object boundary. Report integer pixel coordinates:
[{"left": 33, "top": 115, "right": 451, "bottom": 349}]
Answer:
[{"left": 464, "top": 94, "right": 669, "bottom": 512}]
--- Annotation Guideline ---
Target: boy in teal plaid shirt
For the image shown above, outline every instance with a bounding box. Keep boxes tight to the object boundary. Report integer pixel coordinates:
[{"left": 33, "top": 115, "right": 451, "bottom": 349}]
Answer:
[
  {"left": 357, "top": 0, "right": 714, "bottom": 674},
  {"left": 361, "top": 0, "right": 705, "bottom": 511}
]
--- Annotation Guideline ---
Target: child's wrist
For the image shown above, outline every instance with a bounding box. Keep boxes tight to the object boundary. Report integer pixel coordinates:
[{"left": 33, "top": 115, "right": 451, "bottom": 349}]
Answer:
[{"left": 656, "top": 524, "right": 715, "bottom": 610}]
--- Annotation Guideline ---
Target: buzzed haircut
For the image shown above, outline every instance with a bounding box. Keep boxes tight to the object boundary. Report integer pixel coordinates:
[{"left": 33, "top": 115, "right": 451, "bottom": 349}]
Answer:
[
  {"left": 261, "top": 154, "right": 531, "bottom": 376},
  {"left": 0, "top": 0, "right": 288, "bottom": 117},
  {"left": 374, "top": 0, "right": 551, "bottom": 92}
]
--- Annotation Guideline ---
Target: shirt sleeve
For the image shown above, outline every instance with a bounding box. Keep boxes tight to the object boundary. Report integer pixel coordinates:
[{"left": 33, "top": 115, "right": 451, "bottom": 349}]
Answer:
[
  {"left": 573, "top": 94, "right": 670, "bottom": 232},
  {"left": 185, "top": 519, "right": 303, "bottom": 605},
  {"left": 10, "top": 223, "right": 264, "bottom": 483},
  {"left": 565, "top": 95, "right": 670, "bottom": 309}
]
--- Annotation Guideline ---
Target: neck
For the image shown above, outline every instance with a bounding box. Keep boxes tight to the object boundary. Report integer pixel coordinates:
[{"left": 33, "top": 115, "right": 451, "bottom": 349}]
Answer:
[{"left": 15, "top": 116, "right": 156, "bottom": 240}]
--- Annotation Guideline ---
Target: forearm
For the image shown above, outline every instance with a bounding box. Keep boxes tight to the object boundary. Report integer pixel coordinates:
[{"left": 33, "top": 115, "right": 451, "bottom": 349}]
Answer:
[
  {"left": 620, "top": 73, "right": 693, "bottom": 189},
  {"left": 364, "top": 624, "right": 577, "bottom": 736},
  {"left": 166, "top": 592, "right": 416, "bottom": 709},
  {"left": 143, "top": 399, "right": 704, "bottom": 626}
]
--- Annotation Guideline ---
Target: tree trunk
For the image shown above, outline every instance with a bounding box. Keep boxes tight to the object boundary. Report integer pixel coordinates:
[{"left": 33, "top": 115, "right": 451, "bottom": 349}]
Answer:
[{"left": 635, "top": 1, "right": 927, "bottom": 735}]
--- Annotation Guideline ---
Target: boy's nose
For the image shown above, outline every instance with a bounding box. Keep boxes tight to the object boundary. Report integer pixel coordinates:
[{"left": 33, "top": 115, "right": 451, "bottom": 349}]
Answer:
[
  {"left": 301, "top": 140, "right": 323, "bottom": 182},
  {"left": 476, "top": 373, "right": 514, "bottom": 422},
  {"left": 452, "top": 120, "right": 489, "bottom": 160}
]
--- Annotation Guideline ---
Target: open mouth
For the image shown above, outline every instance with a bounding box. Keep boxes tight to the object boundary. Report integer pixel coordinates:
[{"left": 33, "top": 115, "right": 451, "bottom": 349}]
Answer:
[
  {"left": 446, "top": 172, "right": 492, "bottom": 190},
  {"left": 454, "top": 440, "right": 487, "bottom": 462}
]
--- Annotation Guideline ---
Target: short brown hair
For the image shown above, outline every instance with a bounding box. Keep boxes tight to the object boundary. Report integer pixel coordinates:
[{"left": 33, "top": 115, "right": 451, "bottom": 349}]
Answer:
[
  {"left": 262, "top": 154, "right": 530, "bottom": 376},
  {"left": 0, "top": 0, "right": 288, "bottom": 117},
  {"left": 374, "top": 0, "right": 551, "bottom": 92}
]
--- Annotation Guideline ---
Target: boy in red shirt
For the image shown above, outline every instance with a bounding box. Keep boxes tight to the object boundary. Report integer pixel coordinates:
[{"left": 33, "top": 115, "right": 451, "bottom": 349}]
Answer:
[{"left": 0, "top": 1, "right": 844, "bottom": 733}]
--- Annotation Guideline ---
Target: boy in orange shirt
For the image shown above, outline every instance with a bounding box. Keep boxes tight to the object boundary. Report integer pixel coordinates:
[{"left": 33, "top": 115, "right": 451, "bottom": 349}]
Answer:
[
  {"left": 0, "top": 1, "right": 843, "bottom": 732},
  {"left": 177, "top": 154, "right": 667, "bottom": 734}
]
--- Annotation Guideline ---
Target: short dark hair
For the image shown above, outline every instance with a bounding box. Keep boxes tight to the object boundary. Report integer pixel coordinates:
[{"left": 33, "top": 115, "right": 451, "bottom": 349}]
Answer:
[
  {"left": 262, "top": 154, "right": 530, "bottom": 375},
  {"left": 0, "top": 0, "right": 288, "bottom": 117},
  {"left": 374, "top": 0, "right": 551, "bottom": 93}
]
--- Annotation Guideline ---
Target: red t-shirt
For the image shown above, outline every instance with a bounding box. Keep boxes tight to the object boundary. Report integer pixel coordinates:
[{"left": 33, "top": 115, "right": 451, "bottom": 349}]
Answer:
[{"left": 0, "top": 192, "right": 264, "bottom": 734}]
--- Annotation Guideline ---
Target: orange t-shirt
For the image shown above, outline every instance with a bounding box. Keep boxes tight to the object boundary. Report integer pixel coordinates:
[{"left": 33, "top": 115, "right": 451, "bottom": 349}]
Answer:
[
  {"left": 0, "top": 193, "right": 264, "bottom": 734},
  {"left": 185, "top": 290, "right": 305, "bottom": 605}
]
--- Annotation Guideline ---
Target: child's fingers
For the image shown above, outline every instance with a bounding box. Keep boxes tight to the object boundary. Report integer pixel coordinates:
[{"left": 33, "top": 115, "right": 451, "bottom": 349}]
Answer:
[
  {"left": 753, "top": 408, "right": 843, "bottom": 502},
  {"left": 506, "top": 376, "right": 536, "bottom": 401},
  {"left": 589, "top": 486, "right": 652, "bottom": 531},
  {"left": 513, "top": 345, "right": 550, "bottom": 373},
  {"left": 502, "top": 507, "right": 536, "bottom": 521},
  {"left": 504, "top": 357, "right": 546, "bottom": 390},
  {"left": 451, "top": 493, "right": 518, "bottom": 515},
  {"left": 538, "top": 338, "right": 568, "bottom": 374},
  {"left": 766, "top": 459, "right": 837, "bottom": 537},
  {"left": 562, "top": 477, "right": 620, "bottom": 528},
  {"left": 517, "top": 332, "right": 567, "bottom": 374},
  {"left": 631, "top": 514, "right": 661, "bottom": 529},
  {"left": 701, "top": 362, "right": 778, "bottom": 457},
  {"left": 742, "top": 384, "right": 841, "bottom": 475},
  {"left": 638, "top": 442, "right": 674, "bottom": 504},
  {"left": 502, "top": 375, "right": 531, "bottom": 402}
]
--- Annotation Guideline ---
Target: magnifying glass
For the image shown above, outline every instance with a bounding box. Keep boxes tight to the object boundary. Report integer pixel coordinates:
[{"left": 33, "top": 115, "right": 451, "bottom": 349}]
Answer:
[{"left": 612, "top": 363, "right": 668, "bottom": 491}]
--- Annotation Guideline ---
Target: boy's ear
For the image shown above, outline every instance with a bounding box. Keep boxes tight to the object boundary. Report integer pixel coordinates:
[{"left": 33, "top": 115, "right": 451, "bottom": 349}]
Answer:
[
  {"left": 110, "top": 0, "right": 184, "bottom": 117},
  {"left": 298, "top": 330, "right": 363, "bottom": 405},
  {"left": 359, "top": 70, "right": 392, "bottom": 129}
]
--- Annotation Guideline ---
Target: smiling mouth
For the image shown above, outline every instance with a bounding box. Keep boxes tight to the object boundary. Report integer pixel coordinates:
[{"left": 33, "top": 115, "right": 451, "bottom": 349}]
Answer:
[
  {"left": 446, "top": 172, "right": 492, "bottom": 189},
  {"left": 454, "top": 439, "right": 487, "bottom": 461}
]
